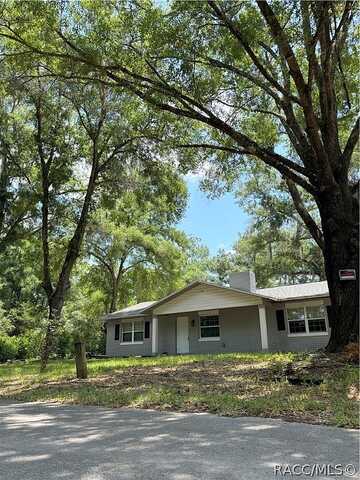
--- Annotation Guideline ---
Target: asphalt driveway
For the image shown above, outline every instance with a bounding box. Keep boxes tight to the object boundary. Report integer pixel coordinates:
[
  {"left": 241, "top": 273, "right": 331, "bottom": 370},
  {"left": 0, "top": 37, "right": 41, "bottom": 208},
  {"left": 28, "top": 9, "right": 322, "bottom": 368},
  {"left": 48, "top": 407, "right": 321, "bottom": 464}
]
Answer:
[{"left": 0, "top": 401, "right": 358, "bottom": 480}]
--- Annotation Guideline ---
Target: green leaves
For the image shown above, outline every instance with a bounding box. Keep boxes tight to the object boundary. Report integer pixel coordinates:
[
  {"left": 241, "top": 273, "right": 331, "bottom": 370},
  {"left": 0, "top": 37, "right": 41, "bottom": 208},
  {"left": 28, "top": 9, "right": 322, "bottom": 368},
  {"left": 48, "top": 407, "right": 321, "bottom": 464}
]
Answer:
[
  {"left": 85, "top": 177, "right": 207, "bottom": 311},
  {"left": 210, "top": 163, "right": 324, "bottom": 287}
]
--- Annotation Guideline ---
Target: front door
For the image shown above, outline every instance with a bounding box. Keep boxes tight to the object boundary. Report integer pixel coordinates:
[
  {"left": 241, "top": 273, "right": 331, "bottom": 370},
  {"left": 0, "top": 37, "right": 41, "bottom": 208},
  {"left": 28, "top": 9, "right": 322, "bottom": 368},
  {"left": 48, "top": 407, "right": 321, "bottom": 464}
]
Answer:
[{"left": 176, "top": 316, "right": 189, "bottom": 354}]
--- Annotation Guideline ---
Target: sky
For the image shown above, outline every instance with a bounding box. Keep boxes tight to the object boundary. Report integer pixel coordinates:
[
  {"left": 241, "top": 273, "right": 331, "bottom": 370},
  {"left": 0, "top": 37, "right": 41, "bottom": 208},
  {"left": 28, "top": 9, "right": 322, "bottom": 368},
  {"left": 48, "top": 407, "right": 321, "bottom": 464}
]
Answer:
[{"left": 177, "top": 175, "right": 250, "bottom": 255}]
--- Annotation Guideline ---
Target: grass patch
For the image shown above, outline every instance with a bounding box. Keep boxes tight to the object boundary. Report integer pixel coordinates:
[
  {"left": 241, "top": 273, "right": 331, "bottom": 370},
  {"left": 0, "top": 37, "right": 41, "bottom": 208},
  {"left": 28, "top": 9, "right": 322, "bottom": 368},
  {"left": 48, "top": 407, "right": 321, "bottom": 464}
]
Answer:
[{"left": 0, "top": 352, "right": 358, "bottom": 428}]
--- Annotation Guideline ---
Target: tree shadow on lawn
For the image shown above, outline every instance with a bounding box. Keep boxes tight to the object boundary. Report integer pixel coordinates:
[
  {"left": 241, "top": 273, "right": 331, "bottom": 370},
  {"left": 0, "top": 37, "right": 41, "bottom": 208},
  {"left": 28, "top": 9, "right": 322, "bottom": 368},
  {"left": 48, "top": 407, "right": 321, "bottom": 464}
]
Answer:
[
  {"left": 2, "top": 360, "right": 358, "bottom": 428},
  {"left": 0, "top": 359, "right": 358, "bottom": 427}
]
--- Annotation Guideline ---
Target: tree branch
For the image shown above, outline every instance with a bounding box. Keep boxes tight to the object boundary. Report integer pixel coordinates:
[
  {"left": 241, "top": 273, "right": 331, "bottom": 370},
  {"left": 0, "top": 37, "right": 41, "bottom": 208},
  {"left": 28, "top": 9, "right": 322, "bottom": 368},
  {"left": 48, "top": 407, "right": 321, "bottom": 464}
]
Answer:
[
  {"left": 341, "top": 117, "right": 359, "bottom": 173},
  {"left": 175, "top": 143, "right": 249, "bottom": 155},
  {"left": 1, "top": 16, "right": 316, "bottom": 194},
  {"left": 90, "top": 250, "right": 115, "bottom": 277},
  {"left": 200, "top": 55, "right": 296, "bottom": 104},
  {"left": 35, "top": 97, "right": 53, "bottom": 298},
  {"left": 207, "top": 1, "right": 297, "bottom": 101},
  {"left": 285, "top": 178, "right": 324, "bottom": 250},
  {"left": 257, "top": 0, "right": 330, "bottom": 167}
]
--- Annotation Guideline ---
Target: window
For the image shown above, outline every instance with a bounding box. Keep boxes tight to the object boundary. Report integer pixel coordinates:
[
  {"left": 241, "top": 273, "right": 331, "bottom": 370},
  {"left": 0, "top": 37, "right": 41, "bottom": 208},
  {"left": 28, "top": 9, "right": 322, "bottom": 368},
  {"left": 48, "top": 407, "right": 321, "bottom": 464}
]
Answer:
[
  {"left": 287, "top": 307, "right": 306, "bottom": 334},
  {"left": 286, "top": 304, "right": 327, "bottom": 336},
  {"left": 307, "top": 306, "right": 327, "bottom": 333},
  {"left": 134, "top": 321, "right": 144, "bottom": 342},
  {"left": 199, "top": 315, "right": 220, "bottom": 340},
  {"left": 121, "top": 320, "right": 144, "bottom": 344}
]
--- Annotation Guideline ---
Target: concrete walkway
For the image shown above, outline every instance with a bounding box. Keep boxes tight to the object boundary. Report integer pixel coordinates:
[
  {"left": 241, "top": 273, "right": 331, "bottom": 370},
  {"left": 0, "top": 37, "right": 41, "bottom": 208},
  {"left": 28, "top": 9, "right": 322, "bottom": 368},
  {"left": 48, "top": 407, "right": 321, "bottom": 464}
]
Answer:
[{"left": 0, "top": 401, "right": 358, "bottom": 480}]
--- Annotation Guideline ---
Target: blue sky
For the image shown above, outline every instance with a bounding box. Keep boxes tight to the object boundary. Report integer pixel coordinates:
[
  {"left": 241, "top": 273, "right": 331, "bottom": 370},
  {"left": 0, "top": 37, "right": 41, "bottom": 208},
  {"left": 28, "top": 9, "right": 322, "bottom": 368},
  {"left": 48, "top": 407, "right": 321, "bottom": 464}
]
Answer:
[{"left": 177, "top": 176, "right": 250, "bottom": 255}]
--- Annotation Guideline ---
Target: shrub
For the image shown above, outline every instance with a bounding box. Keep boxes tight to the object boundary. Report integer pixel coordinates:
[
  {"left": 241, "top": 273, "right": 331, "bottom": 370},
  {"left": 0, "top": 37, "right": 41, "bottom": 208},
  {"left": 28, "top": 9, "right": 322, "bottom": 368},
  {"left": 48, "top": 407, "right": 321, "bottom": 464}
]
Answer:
[
  {"left": 55, "top": 331, "right": 74, "bottom": 358},
  {"left": 0, "top": 335, "right": 19, "bottom": 363},
  {"left": 17, "top": 331, "right": 43, "bottom": 360}
]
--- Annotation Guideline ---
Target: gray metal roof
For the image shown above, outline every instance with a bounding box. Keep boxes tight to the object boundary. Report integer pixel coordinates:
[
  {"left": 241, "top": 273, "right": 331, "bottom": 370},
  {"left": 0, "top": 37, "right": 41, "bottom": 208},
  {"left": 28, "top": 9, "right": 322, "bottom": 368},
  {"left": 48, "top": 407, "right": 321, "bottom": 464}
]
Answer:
[
  {"left": 104, "top": 280, "right": 329, "bottom": 321},
  {"left": 256, "top": 281, "right": 329, "bottom": 301}
]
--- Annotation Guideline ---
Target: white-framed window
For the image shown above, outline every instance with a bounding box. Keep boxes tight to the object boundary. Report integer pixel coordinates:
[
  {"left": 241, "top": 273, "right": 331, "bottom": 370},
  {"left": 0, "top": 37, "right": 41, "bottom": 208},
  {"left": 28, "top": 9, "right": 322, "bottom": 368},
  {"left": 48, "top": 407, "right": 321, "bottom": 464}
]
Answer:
[
  {"left": 199, "top": 311, "right": 220, "bottom": 341},
  {"left": 121, "top": 320, "right": 144, "bottom": 344},
  {"left": 286, "top": 303, "right": 328, "bottom": 337}
]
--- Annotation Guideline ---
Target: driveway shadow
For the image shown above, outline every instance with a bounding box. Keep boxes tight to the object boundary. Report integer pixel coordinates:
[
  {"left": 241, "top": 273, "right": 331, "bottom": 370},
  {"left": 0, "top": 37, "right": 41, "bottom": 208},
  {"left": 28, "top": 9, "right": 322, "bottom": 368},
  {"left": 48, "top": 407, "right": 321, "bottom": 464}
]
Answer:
[{"left": 0, "top": 401, "right": 358, "bottom": 480}]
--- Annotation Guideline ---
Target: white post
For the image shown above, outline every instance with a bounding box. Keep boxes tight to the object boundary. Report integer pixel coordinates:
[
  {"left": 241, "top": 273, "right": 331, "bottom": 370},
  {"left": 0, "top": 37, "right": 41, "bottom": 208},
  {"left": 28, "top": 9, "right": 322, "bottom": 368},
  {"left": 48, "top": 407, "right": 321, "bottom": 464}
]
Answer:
[
  {"left": 152, "top": 316, "right": 158, "bottom": 355},
  {"left": 258, "top": 304, "right": 268, "bottom": 350}
]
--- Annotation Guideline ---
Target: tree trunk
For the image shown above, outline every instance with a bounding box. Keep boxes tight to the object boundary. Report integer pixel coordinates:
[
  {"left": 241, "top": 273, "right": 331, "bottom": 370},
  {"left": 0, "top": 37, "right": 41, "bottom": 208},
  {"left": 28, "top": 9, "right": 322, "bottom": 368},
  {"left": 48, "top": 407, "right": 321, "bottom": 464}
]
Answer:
[
  {"left": 74, "top": 341, "right": 88, "bottom": 379},
  {"left": 318, "top": 184, "right": 359, "bottom": 352},
  {"left": 109, "top": 276, "right": 119, "bottom": 313},
  {"left": 0, "top": 157, "right": 8, "bottom": 234},
  {"left": 109, "top": 265, "right": 124, "bottom": 313},
  {"left": 40, "top": 303, "right": 62, "bottom": 371},
  {"left": 39, "top": 160, "right": 98, "bottom": 371}
]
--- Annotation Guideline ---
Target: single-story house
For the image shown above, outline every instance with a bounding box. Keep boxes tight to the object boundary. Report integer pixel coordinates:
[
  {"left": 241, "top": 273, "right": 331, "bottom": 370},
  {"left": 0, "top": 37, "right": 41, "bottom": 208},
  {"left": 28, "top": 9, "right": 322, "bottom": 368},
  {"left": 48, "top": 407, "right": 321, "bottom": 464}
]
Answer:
[{"left": 104, "top": 271, "right": 331, "bottom": 356}]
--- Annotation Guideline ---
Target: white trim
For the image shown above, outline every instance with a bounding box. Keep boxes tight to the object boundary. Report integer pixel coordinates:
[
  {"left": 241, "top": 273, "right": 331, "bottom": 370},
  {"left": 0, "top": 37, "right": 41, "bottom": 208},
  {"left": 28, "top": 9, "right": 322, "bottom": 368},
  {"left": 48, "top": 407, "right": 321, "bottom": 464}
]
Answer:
[
  {"left": 285, "top": 299, "right": 325, "bottom": 308},
  {"left": 152, "top": 316, "right": 158, "bottom": 354},
  {"left": 286, "top": 303, "right": 328, "bottom": 337},
  {"left": 120, "top": 319, "right": 145, "bottom": 344},
  {"left": 199, "top": 312, "right": 221, "bottom": 341},
  {"left": 258, "top": 304, "right": 268, "bottom": 350},
  {"left": 198, "top": 309, "right": 219, "bottom": 316},
  {"left": 198, "top": 337, "right": 221, "bottom": 342},
  {"left": 288, "top": 332, "right": 328, "bottom": 337}
]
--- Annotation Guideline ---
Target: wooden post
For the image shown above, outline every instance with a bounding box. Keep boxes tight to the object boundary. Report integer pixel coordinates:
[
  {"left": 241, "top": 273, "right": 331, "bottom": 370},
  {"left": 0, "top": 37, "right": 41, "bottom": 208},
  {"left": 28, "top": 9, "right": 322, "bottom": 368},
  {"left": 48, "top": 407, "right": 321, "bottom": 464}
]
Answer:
[{"left": 75, "top": 341, "right": 88, "bottom": 379}]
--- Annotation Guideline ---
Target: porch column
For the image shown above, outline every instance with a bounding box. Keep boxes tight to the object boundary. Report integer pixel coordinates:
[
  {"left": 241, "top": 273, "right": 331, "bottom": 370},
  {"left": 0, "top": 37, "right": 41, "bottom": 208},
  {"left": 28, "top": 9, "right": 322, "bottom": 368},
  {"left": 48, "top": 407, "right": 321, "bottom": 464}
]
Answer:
[
  {"left": 258, "top": 304, "right": 268, "bottom": 350},
  {"left": 152, "top": 315, "right": 158, "bottom": 355}
]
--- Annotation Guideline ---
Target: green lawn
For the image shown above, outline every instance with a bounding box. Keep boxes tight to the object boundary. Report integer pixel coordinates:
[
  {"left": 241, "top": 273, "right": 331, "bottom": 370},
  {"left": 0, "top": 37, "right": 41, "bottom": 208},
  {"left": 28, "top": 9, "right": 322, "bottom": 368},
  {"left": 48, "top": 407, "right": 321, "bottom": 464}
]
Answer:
[{"left": 0, "top": 352, "right": 358, "bottom": 428}]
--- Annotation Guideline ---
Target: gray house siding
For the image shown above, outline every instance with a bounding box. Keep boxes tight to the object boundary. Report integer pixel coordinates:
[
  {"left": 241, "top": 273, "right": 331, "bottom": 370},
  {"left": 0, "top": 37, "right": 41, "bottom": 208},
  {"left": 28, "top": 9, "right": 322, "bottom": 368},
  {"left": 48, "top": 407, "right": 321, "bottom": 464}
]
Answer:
[
  {"left": 106, "top": 307, "right": 262, "bottom": 356},
  {"left": 266, "top": 302, "right": 330, "bottom": 352},
  {"left": 285, "top": 335, "right": 330, "bottom": 352},
  {"left": 105, "top": 300, "right": 330, "bottom": 357},
  {"left": 156, "top": 306, "right": 261, "bottom": 355},
  {"left": 266, "top": 304, "right": 288, "bottom": 351},
  {"left": 189, "top": 306, "right": 261, "bottom": 354},
  {"left": 106, "top": 317, "right": 152, "bottom": 357}
]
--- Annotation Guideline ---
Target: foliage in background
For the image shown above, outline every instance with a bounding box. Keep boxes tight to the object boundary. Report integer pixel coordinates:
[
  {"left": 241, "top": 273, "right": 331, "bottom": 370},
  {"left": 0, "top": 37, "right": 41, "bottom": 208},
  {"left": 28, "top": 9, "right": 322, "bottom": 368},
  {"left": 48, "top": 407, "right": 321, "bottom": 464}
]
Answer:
[
  {"left": 0, "top": 0, "right": 358, "bottom": 357},
  {"left": 210, "top": 164, "right": 325, "bottom": 287}
]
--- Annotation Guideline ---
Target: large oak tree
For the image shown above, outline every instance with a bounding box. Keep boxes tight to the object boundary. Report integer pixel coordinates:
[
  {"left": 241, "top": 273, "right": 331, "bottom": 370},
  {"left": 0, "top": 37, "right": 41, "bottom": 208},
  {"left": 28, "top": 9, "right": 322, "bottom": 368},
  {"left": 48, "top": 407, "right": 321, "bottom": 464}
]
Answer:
[{"left": 0, "top": 0, "right": 358, "bottom": 350}]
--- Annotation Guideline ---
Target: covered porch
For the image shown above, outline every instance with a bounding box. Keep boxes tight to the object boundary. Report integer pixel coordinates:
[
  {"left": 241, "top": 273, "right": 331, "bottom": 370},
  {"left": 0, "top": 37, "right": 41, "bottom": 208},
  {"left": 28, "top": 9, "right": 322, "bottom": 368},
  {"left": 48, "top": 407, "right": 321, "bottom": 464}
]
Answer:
[
  {"left": 152, "top": 305, "right": 268, "bottom": 355},
  {"left": 105, "top": 278, "right": 270, "bottom": 357},
  {"left": 150, "top": 281, "right": 269, "bottom": 355}
]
